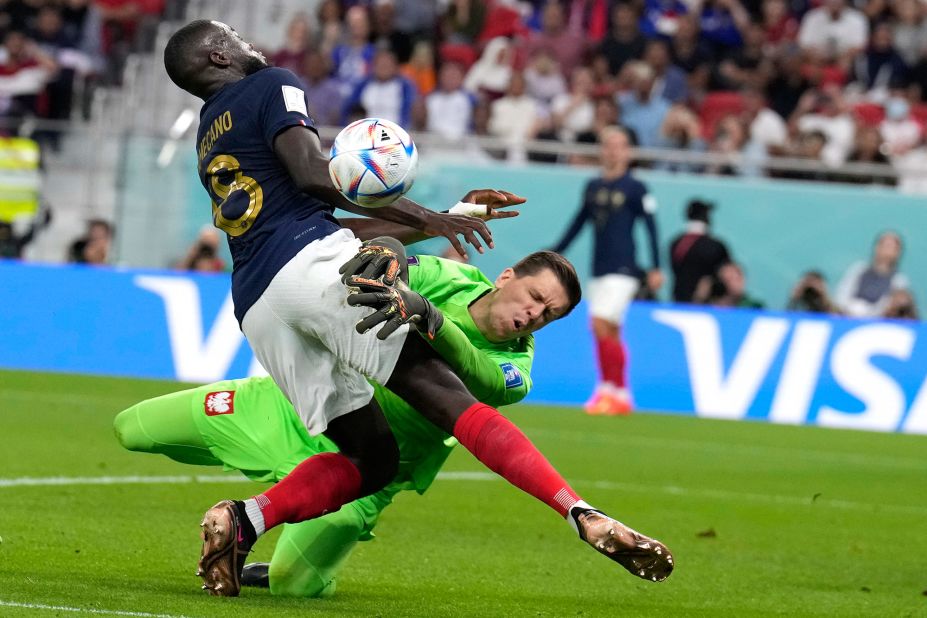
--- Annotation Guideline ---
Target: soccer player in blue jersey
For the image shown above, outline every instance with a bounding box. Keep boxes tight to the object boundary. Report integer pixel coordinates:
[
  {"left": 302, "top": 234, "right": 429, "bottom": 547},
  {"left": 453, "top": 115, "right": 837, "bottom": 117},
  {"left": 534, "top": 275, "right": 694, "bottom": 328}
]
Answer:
[
  {"left": 163, "top": 21, "right": 673, "bottom": 596},
  {"left": 552, "top": 126, "right": 663, "bottom": 416}
]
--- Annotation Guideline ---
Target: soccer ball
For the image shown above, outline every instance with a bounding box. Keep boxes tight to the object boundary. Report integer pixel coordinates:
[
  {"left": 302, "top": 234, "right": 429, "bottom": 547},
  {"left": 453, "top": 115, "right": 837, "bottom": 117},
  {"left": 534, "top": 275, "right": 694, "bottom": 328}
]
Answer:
[{"left": 328, "top": 118, "right": 419, "bottom": 208}]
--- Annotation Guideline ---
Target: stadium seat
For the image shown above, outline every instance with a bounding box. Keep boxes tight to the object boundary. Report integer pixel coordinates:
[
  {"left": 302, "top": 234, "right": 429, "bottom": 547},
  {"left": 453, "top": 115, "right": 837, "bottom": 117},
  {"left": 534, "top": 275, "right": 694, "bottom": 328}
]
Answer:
[{"left": 698, "top": 92, "right": 745, "bottom": 140}]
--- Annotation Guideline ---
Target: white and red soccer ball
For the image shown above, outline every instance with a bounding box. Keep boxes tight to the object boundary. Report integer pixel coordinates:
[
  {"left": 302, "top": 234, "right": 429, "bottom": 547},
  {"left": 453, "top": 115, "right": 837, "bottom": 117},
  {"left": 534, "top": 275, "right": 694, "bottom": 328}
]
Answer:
[{"left": 328, "top": 118, "right": 419, "bottom": 209}]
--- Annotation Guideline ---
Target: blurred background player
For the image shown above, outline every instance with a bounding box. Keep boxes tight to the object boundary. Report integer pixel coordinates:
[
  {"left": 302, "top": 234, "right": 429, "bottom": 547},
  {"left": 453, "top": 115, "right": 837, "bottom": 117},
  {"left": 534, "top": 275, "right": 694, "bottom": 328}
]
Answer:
[
  {"left": 115, "top": 247, "right": 583, "bottom": 598},
  {"left": 551, "top": 126, "right": 662, "bottom": 416}
]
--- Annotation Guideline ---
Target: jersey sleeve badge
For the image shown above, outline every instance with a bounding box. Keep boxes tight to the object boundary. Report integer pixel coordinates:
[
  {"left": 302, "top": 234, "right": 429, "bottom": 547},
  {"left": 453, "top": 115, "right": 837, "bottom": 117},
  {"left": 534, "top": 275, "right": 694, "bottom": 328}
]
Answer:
[
  {"left": 281, "top": 85, "right": 308, "bottom": 116},
  {"left": 500, "top": 363, "right": 524, "bottom": 389}
]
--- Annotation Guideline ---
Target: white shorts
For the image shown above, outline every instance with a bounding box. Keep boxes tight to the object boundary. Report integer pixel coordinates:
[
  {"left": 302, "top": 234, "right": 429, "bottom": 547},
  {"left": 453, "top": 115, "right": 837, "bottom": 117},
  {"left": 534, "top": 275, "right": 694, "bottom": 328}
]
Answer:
[
  {"left": 587, "top": 274, "right": 640, "bottom": 324},
  {"left": 241, "top": 229, "right": 409, "bottom": 436}
]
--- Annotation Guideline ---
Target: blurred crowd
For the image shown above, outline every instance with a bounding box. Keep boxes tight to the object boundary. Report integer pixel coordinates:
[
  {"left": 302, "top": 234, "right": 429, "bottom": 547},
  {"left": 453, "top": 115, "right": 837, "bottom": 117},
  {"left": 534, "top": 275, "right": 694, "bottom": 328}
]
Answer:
[
  {"left": 669, "top": 200, "right": 917, "bottom": 319},
  {"left": 252, "top": 0, "right": 927, "bottom": 184},
  {"left": 0, "top": 0, "right": 167, "bottom": 142}
]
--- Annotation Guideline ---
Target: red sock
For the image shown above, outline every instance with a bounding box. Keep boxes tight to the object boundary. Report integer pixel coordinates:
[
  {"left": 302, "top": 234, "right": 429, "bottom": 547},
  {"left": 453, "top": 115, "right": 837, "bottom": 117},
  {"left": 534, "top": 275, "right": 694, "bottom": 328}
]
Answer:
[
  {"left": 254, "top": 452, "right": 361, "bottom": 530},
  {"left": 596, "top": 335, "right": 626, "bottom": 388},
  {"left": 454, "top": 403, "right": 580, "bottom": 517}
]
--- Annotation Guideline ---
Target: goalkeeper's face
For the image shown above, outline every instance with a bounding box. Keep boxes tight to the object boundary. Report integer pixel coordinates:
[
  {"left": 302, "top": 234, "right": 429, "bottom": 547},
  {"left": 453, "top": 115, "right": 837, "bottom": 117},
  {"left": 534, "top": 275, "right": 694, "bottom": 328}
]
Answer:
[{"left": 485, "top": 268, "right": 571, "bottom": 342}]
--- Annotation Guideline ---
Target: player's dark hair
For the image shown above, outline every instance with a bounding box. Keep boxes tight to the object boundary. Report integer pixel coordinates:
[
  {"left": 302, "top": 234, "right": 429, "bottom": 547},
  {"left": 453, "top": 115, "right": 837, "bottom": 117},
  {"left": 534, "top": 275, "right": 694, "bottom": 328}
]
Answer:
[
  {"left": 512, "top": 251, "right": 582, "bottom": 317},
  {"left": 163, "top": 20, "right": 224, "bottom": 92}
]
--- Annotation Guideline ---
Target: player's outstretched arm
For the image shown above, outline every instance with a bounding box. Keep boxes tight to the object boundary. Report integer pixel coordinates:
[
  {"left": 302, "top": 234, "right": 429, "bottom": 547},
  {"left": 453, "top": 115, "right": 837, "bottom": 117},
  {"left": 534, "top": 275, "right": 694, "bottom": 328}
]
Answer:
[
  {"left": 338, "top": 189, "right": 526, "bottom": 245},
  {"left": 273, "top": 126, "right": 494, "bottom": 256}
]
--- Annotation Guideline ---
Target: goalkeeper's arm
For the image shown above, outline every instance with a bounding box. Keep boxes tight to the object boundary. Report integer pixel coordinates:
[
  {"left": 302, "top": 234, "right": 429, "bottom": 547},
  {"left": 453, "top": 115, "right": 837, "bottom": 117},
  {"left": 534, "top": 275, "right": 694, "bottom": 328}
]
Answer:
[{"left": 427, "top": 316, "right": 531, "bottom": 408}]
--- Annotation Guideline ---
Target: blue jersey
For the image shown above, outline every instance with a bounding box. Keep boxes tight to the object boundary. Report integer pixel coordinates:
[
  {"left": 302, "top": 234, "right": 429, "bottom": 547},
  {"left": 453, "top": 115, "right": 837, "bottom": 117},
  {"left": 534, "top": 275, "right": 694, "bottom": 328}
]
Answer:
[
  {"left": 552, "top": 172, "right": 660, "bottom": 277},
  {"left": 195, "top": 67, "right": 341, "bottom": 324}
]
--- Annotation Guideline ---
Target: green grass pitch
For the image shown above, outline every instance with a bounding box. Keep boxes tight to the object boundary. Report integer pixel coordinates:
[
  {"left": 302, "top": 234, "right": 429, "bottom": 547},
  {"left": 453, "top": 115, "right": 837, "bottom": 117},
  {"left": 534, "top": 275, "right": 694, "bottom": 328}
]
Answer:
[{"left": 1, "top": 369, "right": 926, "bottom": 617}]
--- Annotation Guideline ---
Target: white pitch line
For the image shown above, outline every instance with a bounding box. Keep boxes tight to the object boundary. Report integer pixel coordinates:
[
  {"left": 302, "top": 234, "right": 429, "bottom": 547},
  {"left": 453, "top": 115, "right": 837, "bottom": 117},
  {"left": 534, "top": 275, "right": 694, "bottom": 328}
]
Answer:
[
  {"left": 0, "top": 600, "right": 195, "bottom": 618},
  {"left": 0, "top": 474, "right": 251, "bottom": 488},
  {"left": 1, "top": 472, "right": 924, "bottom": 515}
]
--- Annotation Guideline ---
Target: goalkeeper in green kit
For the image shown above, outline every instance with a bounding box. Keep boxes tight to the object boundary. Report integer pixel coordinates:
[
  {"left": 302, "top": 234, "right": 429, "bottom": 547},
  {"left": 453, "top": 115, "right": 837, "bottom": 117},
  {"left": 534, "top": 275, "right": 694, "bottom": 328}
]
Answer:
[{"left": 114, "top": 195, "right": 591, "bottom": 597}]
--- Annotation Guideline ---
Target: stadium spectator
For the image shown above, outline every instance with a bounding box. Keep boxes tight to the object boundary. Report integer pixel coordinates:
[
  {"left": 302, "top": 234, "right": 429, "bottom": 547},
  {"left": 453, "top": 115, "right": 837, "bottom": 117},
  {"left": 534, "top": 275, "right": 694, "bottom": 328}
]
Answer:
[
  {"left": 392, "top": 0, "right": 439, "bottom": 40},
  {"left": 175, "top": 226, "right": 225, "bottom": 272},
  {"left": 617, "top": 61, "right": 671, "bottom": 148},
  {"left": 551, "top": 125, "right": 662, "bottom": 416},
  {"left": 714, "top": 22, "right": 768, "bottom": 91},
  {"left": 440, "top": 0, "right": 487, "bottom": 45},
  {"left": 332, "top": 5, "right": 375, "bottom": 97},
  {"left": 488, "top": 72, "right": 542, "bottom": 160},
  {"left": 670, "top": 13, "right": 713, "bottom": 74},
  {"left": 669, "top": 199, "right": 731, "bottom": 302},
  {"left": 696, "top": 261, "right": 764, "bottom": 308},
  {"left": 882, "top": 288, "right": 919, "bottom": 320},
  {"left": 848, "top": 22, "right": 909, "bottom": 101},
  {"left": 0, "top": 30, "right": 56, "bottom": 125},
  {"left": 315, "top": 0, "right": 343, "bottom": 57},
  {"left": 879, "top": 93, "right": 921, "bottom": 155},
  {"left": 787, "top": 270, "right": 837, "bottom": 313},
  {"left": 797, "top": 0, "right": 868, "bottom": 67},
  {"left": 572, "top": 96, "right": 627, "bottom": 163},
  {"left": 464, "top": 37, "right": 514, "bottom": 98},
  {"left": 760, "top": 0, "right": 799, "bottom": 53},
  {"left": 343, "top": 48, "right": 417, "bottom": 126},
  {"left": 300, "top": 49, "right": 342, "bottom": 127},
  {"left": 776, "top": 129, "right": 830, "bottom": 180},
  {"left": 698, "top": 0, "right": 751, "bottom": 54},
  {"left": 835, "top": 231, "right": 909, "bottom": 317},
  {"left": 371, "top": 0, "right": 413, "bottom": 64},
  {"left": 562, "top": 0, "right": 610, "bottom": 42},
  {"left": 271, "top": 12, "right": 312, "bottom": 75},
  {"left": 643, "top": 39, "right": 688, "bottom": 104},
  {"left": 523, "top": 50, "right": 567, "bottom": 110},
  {"left": 708, "top": 114, "right": 767, "bottom": 175},
  {"left": 766, "top": 48, "right": 813, "bottom": 119},
  {"left": 67, "top": 218, "right": 112, "bottom": 265},
  {"left": 425, "top": 61, "right": 475, "bottom": 140},
  {"left": 742, "top": 86, "right": 788, "bottom": 155},
  {"left": 843, "top": 125, "right": 896, "bottom": 184},
  {"left": 654, "top": 104, "right": 706, "bottom": 172},
  {"left": 28, "top": 5, "right": 93, "bottom": 147},
  {"left": 599, "top": 3, "right": 646, "bottom": 76},
  {"left": 402, "top": 40, "right": 436, "bottom": 97},
  {"left": 891, "top": 0, "right": 927, "bottom": 67},
  {"left": 551, "top": 66, "right": 596, "bottom": 142},
  {"left": 95, "top": 0, "right": 164, "bottom": 84},
  {"left": 791, "top": 86, "right": 856, "bottom": 166},
  {"left": 519, "top": 1, "right": 587, "bottom": 79},
  {"left": 641, "top": 0, "right": 690, "bottom": 38},
  {"left": 588, "top": 52, "right": 617, "bottom": 97}
]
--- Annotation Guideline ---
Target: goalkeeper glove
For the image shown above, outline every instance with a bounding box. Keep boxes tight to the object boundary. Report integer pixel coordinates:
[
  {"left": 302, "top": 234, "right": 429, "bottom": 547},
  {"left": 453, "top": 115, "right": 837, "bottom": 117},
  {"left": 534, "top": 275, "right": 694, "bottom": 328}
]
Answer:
[
  {"left": 338, "top": 236, "right": 408, "bottom": 286},
  {"left": 346, "top": 279, "right": 444, "bottom": 340}
]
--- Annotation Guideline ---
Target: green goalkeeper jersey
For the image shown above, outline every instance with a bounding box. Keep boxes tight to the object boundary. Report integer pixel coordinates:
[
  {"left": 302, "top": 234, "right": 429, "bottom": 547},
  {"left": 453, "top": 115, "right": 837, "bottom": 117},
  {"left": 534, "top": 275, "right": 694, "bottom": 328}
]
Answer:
[{"left": 373, "top": 254, "right": 535, "bottom": 494}]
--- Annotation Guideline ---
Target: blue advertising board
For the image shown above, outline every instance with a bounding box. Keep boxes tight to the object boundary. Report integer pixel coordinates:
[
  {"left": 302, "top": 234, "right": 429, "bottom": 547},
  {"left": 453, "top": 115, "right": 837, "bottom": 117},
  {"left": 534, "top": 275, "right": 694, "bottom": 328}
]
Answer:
[{"left": 2, "top": 262, "right": 925, "bottom": 434}]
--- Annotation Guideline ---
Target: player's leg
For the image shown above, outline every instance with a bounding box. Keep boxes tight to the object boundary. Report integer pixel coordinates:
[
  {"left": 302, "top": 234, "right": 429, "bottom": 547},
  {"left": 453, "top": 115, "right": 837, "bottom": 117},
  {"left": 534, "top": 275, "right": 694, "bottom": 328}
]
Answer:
[
  {"left": 586, "top": 274, "right": 639, "bottom": 415},
  {"left": 198, "top": 241, "right": 402, "bottom": 595},
  {"left": 384, "top": 334, "right": 673, "bottom": 582},
  {"left": 242, "top": 489, "right": 395, "bottom": 597},
  {"left": 114, "top": 389, "right": 221, "bottom": 467}
]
